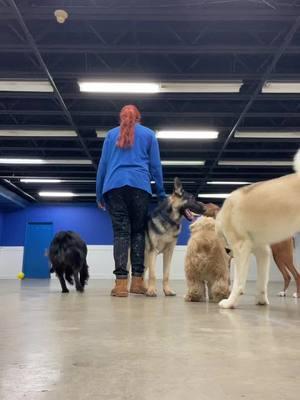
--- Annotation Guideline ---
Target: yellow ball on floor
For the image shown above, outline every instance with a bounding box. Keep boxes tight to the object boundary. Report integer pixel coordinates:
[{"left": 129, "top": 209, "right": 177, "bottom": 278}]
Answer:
[{"left": 17, "top": 272, "right": 25, "bottom": 280}]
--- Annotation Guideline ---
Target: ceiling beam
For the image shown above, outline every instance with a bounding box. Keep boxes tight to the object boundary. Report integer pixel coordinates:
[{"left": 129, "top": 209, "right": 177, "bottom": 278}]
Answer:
[
  {"left": 2, "top": 71, "right": 300, "bottom": 80},
  {"left": 1, "top": 179, "right": 35, "bottom": 202},
  {"left": 0, "top": 146, "right": 86, "bottom": 152},
  {"left": 2, "top": 109, "right": 300, "bottom": 118},
  {"left": 2, "top": 124, "right": 300, "bottom": 133},
  {"left": 1, "top": 7, "right": 300, "bottom": 21},
  {"left": 0, "top": 146, "right": 297, "bottom": 153},
  {"left": 3, "top": 92, "right": 300, "bottom": 102},
  {"left": 3, "top": 44, "right": 300, "bottom": 54}
]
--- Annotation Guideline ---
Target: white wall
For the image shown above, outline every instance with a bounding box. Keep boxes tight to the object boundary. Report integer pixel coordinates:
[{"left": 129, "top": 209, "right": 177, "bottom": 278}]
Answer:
[
  {"left": 0, "top": 246, "right": 24, "bottom": 279},
  {"left": 0, "top": 237, "right": 299, "bottom": 281}
]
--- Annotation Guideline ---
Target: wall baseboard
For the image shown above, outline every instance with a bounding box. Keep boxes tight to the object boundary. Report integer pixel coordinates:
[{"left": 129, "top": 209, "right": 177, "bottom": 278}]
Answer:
[
  {"left": 0, "top": 244, "right": 292, "bottom": 282},
  {"left": 0, "top": 246, "right": 24, "bottom": 279}
]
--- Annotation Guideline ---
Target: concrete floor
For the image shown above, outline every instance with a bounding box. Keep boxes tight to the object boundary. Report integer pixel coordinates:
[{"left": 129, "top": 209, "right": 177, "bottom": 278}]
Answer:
[{"left": 0, "top": 280, "right": 299, "bottom": 400}]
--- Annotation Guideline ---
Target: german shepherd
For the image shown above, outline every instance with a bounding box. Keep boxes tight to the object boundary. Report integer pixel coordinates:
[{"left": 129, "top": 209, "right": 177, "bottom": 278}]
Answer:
[
  {"left": 144, "top": 177, "right": 205, "bottom": 296},
  {"left": 49, "top": 231, "right": 89, "bottom": 293}
]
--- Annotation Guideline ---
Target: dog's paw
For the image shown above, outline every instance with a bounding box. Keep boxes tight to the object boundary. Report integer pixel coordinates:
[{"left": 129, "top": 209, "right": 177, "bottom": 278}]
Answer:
[
  {"left": 146, "top": 288, "right": 157, "bottom": 297},
  {"left": 256, "top": 300, "right": 269, "bottom": 306},
  {"left": 184, "top": 294, "right": 201, "bottom": 302},
  {"left": 293, "top": 292, "right": 300, "bottom": 298},
  {"left": 76, "top": 285, "right": 84, "bottom": 293},
  {"left": 62, "top": 288, "right": 69, "bottom": 293},
  {"left": 256, "top": 294, "right": 269, "bottom": 305},
  {"left": 163, "top": 288, "right": 176, "bottom": 297},
  {"left": 219, "top": 299, "right": 235, "bottom": 309},
  {"left": 278, "top": 290, "right": 287, "bottom": 297}
]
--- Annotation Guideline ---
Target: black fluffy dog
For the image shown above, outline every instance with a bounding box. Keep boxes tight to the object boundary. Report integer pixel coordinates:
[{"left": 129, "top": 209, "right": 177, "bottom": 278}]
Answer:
[{"left": 49, "top": 231, "right": 89, "bottom": 293}]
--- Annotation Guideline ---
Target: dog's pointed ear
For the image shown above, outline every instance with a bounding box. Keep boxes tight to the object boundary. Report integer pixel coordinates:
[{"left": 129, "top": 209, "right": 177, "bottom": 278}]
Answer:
[{"left": 173, "top": 177, "right": 183, "bottom": 197}]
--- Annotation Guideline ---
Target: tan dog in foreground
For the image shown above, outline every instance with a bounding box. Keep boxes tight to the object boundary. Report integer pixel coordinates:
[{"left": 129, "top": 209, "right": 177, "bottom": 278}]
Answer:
[
  {"left": 204, "top": 204, "right": 300, "bottom": 298},
  {"left": 216, "top": 149, "right": 300, "bottom": 309},
  {"left": 184, "top": 217, "right": 230, "bottom": 303}
]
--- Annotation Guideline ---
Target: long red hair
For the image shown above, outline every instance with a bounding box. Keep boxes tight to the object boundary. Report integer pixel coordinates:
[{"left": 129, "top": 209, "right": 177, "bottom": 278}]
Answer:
[{"left": 117, "top": 105, "right": 141, "bottom": 148}]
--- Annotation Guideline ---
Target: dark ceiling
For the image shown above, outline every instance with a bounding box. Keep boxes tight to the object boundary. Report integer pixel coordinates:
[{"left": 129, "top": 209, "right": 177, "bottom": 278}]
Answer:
[{"left": 0, "top": 0, "right": 300, "bottom": 204}]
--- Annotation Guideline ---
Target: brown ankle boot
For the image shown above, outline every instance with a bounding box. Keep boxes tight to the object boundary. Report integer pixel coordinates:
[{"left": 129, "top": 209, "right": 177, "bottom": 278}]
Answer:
[
  {"left": 130, "top": 276, "right": 147, "bottom": 294},
  {"left": 111, "top": 279, "right": 128, "bottom": 297}
]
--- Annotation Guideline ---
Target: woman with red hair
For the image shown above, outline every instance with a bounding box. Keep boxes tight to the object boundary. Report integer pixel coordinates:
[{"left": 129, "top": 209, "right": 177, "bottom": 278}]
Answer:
[{"left": 96, "top": 105, "right": 165, "bottom": 297}]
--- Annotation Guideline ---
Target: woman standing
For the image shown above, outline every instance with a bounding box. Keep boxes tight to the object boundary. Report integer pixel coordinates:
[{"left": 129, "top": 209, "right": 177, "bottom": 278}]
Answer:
[{"left": 96, "top": 105, "right": 166, "bottom": 297}]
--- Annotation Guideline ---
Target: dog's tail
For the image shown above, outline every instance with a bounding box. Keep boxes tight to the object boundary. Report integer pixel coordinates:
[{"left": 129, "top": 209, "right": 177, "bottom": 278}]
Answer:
[
  {"left": 215, "top": 204, "right": 232, "bottom": 252},
  {"left": 294, "top": 149, "right": 300, "bottom": 174}
]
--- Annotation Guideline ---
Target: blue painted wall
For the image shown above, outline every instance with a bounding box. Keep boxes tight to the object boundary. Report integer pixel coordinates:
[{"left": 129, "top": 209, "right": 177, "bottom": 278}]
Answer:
[{"left": 0, "top": 203, "right": 191, "bottom": 246}]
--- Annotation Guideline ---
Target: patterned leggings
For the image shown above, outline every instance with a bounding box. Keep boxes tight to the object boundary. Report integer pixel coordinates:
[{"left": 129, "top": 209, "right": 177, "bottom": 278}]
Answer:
[{"left": 105, "top": 186, "right": 150, "bottom": 278}]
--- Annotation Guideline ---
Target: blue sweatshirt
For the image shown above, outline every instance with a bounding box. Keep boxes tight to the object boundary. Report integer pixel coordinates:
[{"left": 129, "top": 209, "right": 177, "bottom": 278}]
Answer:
[{"left": 96, "top": 124, "right": 166, "bottom": 203}]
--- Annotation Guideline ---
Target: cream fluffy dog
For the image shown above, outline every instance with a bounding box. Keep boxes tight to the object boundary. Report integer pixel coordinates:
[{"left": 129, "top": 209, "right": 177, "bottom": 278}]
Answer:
[
  {"left": 184, "top": 216, "right": 230, "bottom": 303},
  {"left": 216, "top": 149, "right": 300, "bottom": 309}
]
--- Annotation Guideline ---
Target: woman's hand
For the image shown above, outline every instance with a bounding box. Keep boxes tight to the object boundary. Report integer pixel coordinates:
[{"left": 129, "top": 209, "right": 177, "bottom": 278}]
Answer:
[{"left": 98, "top": 201, "right": 105, "bottom": 210}]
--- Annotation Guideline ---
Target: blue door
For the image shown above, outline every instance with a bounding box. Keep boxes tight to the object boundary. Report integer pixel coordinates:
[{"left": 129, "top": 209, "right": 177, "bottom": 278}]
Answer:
[{"left": 23, "top": 223, "right": 53, "bottom": 279}]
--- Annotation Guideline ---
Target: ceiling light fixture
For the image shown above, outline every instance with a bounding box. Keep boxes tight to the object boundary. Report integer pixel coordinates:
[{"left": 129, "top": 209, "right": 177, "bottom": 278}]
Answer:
[
  {"left": 96, "top": 130, "right": 106, "bottom": 138},
  {"left": 39, "top": 192, "right": 75, "bottom": 197},
  {"left": 0, "top": 158, "right": 45, "bottom": 165},
  {"left": 235, "top": 130, "right": 300, "bottom": 139},
  {"left": 79, "top": 81, "right": 242, "bottom": 94},
  {"left": 20, "top": 178, "right": 95, "bottom": 183},
  {"left": 0, "top": 129, "right": 77, "bottom": 137},
  {"left": 160, "top": 81, "right": 242, "bottom": 93},
  {"left": 21, "top": 179, "right": 62, "bottom": 183},
  {"left": 161, "top": 160, "right": 205, "bottom": 166},
  {"left": 151, "top": 180, "right": 196, "bottom": 184},
  {"left": 198, "top": 193, "right": 230, "bottom": 199},
  {"left": 0, "top": 158, "right": 92, "bottom": 165},
  {"left": 207, "top": 181, "right": 250, "bottom": 185},
  {"left": 97, "top": 130, "right": 218, "bottom": 140},
  {"left": 79, "top": 81, "right": 160, "bottom": 93},
  {"left": 0, "top": 80, "right": 53, "bottom": 92},
  {"left": 156, "top": 130, "right": 219, "bottom": 139},
  {"left": 262, "top": 81, "right": 300, "bottom": 93},
  {"left": 39, "top": 192, "right": 96, "bottom": 198},
  {"left": 218, "top": 160, "right": 293, "bottom": 166}
]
